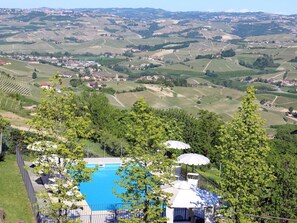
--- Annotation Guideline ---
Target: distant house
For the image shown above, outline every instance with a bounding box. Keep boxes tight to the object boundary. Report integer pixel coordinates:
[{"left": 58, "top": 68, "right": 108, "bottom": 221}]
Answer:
[
  {"left": 23, "top": 105, "right": 37, "bottom": 111},
  {"left": 137, "top": 75, "right": 164, "bottom": 81},
  {"left": 0, "top": 61, "right": 10, "bottom": 65},
  {"left": 40, "top": 82, "right": 51, "bottom": 90},
  {"left": 82, "top": 76, "right": 92, "bottom": 80},
  {"left": 58, "top": 73, "right": 74, "bottom": 78},
  {"left": 27, "top": 61, "right": 40, "bottom": 64},
  {"left": 87, "top": 81, "right": 102, "bottom": 90}
]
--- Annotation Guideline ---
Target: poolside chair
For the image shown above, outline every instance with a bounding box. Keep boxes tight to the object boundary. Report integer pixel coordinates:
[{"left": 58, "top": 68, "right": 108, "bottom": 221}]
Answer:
[
  {"left": 187, "top": 173, "right": 199, "bottom": 188},
  {"left": 174, "top": 165, "right": 182, "bottom": 180}
]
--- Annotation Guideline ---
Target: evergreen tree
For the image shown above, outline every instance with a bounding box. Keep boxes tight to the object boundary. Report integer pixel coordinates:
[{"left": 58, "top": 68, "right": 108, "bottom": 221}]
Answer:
[
  {"left": 27, "top": 74, "right": 96, "bottom": 223},
  {"left": 32, "top": 71, "right": 37, "bottom": 79},
  {"left": 115, "top": 98, "right": 176, "bottom": 223},
  {"left": 195, "top": 110, "right": 223, "bottom": 163},
  {"left": 217, "top": 86, "right": 273, "bottom": 222}
]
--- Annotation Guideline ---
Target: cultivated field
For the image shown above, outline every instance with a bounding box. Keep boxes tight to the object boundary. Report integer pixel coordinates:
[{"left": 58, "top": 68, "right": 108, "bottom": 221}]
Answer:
[
  {"left": 103, "top": 83, "right": 286, "bottom": 127},
  {"left": 1, "top": 9, "right": 297, "bottom": 129},
  {"left": 0, "top": 73, "right": 31, "bottom": 96}
]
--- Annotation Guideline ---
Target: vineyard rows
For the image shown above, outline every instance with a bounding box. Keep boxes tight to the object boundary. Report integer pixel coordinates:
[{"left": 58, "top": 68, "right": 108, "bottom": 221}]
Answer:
[
  {"left": 0, "top": 95, "right": 22, "bottom": 113},
  {"left": 0, "top": 74, "right": 31, "bottom": 96}
]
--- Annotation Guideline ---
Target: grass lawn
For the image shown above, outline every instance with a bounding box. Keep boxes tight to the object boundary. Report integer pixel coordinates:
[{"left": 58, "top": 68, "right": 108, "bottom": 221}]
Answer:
[
  {"left": 0, "top": 154, "right": 35, "bottom": 223},
  {"left": 180, "top": 164, "right": 221, "bottom": 191},
  {"left": 82, "top": 139, "right": 113, "bottom": 157},
  {"left": 196, "top": 167, "right": 221, "bottom": 185}
]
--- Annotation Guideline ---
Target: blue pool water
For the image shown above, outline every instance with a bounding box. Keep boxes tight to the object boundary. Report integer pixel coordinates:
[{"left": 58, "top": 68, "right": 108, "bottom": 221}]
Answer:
[{"left": 78, "top": 163, "right": 124, "bottom": 211}]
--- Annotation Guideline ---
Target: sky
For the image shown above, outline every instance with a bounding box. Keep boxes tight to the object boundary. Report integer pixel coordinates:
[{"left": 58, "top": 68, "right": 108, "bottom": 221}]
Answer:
[{"left": 1, "top": 0, "right": 297, "bottom": 15}]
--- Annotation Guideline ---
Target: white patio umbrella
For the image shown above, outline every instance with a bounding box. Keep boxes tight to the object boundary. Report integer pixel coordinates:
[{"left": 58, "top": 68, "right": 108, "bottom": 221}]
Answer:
[
  {"left": 164, "top": 140, "right": 190, "bottom": 150},
  {"left": 178, "top": 153, "right": 210, "bottom": 166},
  {"left": 177, "top": 153, "right": 210, "bottom": 173}
]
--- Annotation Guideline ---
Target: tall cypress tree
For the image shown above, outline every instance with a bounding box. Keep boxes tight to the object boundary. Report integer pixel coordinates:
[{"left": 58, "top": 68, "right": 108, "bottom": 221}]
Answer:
[{"left": 217, "top": 86, "right": 273, "bottom": 222}]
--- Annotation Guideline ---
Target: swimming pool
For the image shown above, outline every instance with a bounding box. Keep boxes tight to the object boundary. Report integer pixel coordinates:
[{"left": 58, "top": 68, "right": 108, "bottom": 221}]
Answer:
[{"left": 78, "top": 163, "right": 124, "bottom": 211}]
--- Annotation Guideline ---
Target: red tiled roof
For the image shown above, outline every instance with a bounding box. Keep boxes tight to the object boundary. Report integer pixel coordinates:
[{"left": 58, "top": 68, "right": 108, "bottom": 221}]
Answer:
[{"left": 40, "top": 82, "right": 50, "bottom": 86}]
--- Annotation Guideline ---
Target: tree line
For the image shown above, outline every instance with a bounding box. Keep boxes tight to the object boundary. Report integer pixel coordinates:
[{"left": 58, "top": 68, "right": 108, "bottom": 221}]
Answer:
[{"left": 239, "top": 54, "right": 280, "bottom": 70}]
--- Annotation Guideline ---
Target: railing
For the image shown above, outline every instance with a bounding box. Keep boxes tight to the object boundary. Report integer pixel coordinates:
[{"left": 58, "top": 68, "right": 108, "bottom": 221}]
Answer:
[
  {"left": 68, "top": 204, "right": 166, "bottom": 223},
  {"left": 171, "top": 208, "right": 205, "bottom": 222},
  {"left": 16, "top": 148, "right": 42, "bottom": 223},
  {"left": 197, "top": 174, "right": 220, "bottom": 191}
]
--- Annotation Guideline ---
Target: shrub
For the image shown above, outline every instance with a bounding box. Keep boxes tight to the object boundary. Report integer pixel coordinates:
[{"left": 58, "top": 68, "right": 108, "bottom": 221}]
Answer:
[
  {"left": 2, "top": 127, "right": 31, "bottom": 154},
  {"left": 0, "top": 152, "right": 5, "bottom": 161}
]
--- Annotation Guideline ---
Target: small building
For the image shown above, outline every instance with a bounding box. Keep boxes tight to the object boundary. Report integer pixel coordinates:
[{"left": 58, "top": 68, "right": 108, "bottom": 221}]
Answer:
[
  {"left": 58, "top": 73, "right": 74, "bottom": 78},
  {"left": 40, "top": 82, "right": 51, "bottom": 90},
  {"left": 0, "top": 61, "right": 10, "bottom": 65},
  {"left": 87, "top": 81, "right": 102, "bottom": 90}
]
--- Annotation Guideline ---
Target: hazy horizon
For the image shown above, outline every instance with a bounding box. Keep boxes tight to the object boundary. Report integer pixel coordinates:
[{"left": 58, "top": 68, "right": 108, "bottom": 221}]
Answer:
[{"left": 1, "top": 0, "right": 297, "bottom": 15}]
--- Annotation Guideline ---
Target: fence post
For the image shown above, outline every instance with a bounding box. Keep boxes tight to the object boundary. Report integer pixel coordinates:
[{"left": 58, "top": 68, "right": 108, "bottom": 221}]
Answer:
[
  {"left": 90, "top": 209, "right": 92, "bottom": 223},
  {"left": 0, "top": 208, "right": 5, "bottom": 223}
]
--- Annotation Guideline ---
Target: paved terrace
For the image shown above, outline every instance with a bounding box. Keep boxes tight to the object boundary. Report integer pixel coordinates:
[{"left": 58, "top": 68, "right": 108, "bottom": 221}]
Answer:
[{"left": 84, "top": 157, "right": 122, "bottom": 164}]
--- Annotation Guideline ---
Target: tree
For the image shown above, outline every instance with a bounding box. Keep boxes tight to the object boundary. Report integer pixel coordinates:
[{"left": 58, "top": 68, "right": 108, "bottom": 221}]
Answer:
[
  {"left": 253, "top": 55, "right": 278, "bottom": 69},
  {"left": 78, "top": 92, "right": 129, "bottom": 156},
  {"left": 261, "top": 125, "right": 297, "bottom": 222},
  {"left": 115, "top": 99, "right": 176, "bottom": 223},
  {"left": 155, "top": 109, "right": 222, "bottom": 163},
  {"left": 0, "top": 115, "right": 9, "bottom": 134},
  {"left": 32, "top": 71, "right": 37, "bottom": 79},
  {"left": 195, "top": 110, "right": 223, "bottom": 163},
  {"left": 0, "top": 115, "right": 10, "bottom": 159},
  {"left": 123, "top": 50, "right": 134, "bottom": 57},
  {"left": 69, "top": 78, "right": 83, "bottom": 88},
  {"left": 265, "top": 139, "right": 297, "bottom": 223},
  {"left": 221, "top": 48, "right": 236, "bottom": 57},
  {"left": 217, "top": 86, "right": 273, "bottom": 222},
  {"left": 26, "top": 74, "right": 96, "bottom": 223},
  {"left": 289, "top": 56, "right": 297, "bottom": 62}
]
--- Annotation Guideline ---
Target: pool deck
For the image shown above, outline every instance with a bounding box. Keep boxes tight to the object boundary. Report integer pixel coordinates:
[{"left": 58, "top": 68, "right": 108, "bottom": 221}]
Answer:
[{"left": 84, "top": 157, "right": 122, "bottom": 164}]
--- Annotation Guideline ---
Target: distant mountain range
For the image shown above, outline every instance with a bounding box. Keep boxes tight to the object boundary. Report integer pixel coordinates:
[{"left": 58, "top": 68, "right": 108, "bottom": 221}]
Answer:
[
  {"left": 0, "top": 7, "right": 296, "bottom": 42},
  {"left": 5, "top": 7, "right": 297, "bottom": 20}
]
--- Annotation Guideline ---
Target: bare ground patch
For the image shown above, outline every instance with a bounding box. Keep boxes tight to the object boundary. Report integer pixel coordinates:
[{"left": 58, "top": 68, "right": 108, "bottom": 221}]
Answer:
[
  {"left": 145, "top": 84, "right": 174, "bottom": 97},
  {"left": 151, "top": 49, "right": 174, "bottom": 58}
]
